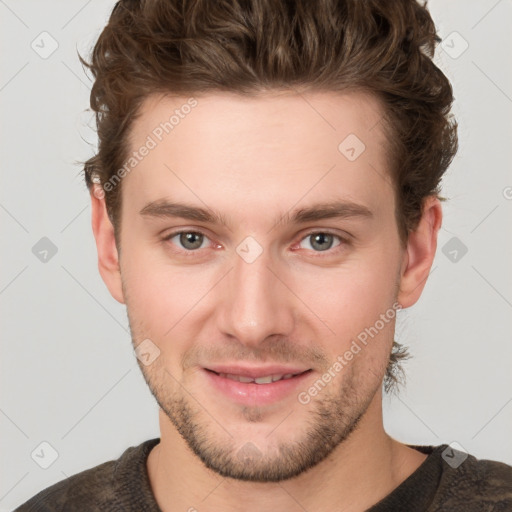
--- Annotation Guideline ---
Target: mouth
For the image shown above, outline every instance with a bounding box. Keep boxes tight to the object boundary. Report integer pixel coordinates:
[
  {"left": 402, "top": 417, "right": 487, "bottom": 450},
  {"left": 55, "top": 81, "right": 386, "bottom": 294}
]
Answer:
[
  {"left": 202, "top": 366, "right": 313, "bottom": 406},
  {"left": 205, "top": 368, "right": 310, "bottom": 384}
]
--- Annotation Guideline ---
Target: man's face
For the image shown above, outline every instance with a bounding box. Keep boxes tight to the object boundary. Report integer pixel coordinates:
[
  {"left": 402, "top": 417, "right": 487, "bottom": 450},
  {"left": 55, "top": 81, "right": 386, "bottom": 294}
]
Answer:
[{"left": 115, "top": 91, "right": 406, "bottom": 482}]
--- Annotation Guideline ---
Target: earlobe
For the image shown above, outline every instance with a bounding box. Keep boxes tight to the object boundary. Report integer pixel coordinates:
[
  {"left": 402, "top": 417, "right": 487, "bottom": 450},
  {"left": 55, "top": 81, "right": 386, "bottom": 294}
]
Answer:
[
  {"left": 90, "top": 185, "right": 125, "bottom": 304},
  {"left": 397, "top": 196, "right": 443, "bottom": 309}
]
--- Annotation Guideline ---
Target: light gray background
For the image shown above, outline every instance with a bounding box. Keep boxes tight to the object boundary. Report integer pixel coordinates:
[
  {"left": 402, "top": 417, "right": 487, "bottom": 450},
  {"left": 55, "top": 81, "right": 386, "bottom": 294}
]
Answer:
[{"left": 1, "top": 1, "right": 511, "bottom": 510}]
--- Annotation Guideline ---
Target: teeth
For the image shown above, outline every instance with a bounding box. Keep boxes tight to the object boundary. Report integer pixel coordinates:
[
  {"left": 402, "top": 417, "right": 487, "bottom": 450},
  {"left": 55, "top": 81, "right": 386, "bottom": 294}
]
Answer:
[
  {"left": 255, "top": 375, "right": 273, "bottom": 384},
  {"left": 217, "top": 372, "right": 299, "bottom": 384}
]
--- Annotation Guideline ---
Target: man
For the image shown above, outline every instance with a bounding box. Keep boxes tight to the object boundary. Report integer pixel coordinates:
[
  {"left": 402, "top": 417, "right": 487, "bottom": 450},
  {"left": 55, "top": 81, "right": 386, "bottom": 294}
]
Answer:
[{"left": 16, "top": 0, "right": 512, "bottom": 510}]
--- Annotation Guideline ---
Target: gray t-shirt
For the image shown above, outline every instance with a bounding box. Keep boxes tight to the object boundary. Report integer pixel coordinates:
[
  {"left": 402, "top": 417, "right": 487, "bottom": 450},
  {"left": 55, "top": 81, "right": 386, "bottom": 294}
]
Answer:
[{"left": 14, "top": 438, "right": 512, "bottom": 511}]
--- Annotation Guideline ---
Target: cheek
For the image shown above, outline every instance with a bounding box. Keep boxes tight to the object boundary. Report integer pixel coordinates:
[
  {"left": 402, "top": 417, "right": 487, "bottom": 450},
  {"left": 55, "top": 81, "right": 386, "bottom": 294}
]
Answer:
[
  {"left": 290, "top": 246, "right": 400, "bottom": 361},
  {"left": 300, "top": 261, "right": 398, "bottom": 324},
  {"left": 127, "top": 275, "right": 191, "bottom": 338},
  {"left": 121, "top": 242, "right": 217, "bottom": 344},
  {"left": 120, "top": 243, "right": 182, "bottom": 336}
]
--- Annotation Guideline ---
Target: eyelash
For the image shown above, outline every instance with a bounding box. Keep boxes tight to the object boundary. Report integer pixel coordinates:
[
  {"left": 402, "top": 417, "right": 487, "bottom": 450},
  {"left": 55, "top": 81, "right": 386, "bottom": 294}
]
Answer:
[{"left": 161, "top": 229, "right": 349, "bottom": 258}]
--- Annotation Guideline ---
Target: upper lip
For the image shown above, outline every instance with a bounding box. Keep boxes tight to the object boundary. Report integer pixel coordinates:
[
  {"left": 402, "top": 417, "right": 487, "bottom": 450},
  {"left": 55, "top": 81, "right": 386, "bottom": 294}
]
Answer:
[{"left": 204, "top": 364, "right": 311, "bottom": 378}]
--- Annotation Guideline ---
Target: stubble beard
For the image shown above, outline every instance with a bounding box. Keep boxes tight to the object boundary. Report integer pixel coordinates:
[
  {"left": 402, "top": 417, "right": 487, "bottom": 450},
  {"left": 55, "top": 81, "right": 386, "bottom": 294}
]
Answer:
[{"left": 136, "top": 354, "right": 380, "bottom": 483}]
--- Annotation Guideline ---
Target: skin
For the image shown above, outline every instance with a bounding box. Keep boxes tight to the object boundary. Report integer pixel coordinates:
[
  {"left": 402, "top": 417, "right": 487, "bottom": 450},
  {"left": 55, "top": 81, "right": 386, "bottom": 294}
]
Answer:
[{"left": 91, "top": 90, "right": 442, "bottom": 512}]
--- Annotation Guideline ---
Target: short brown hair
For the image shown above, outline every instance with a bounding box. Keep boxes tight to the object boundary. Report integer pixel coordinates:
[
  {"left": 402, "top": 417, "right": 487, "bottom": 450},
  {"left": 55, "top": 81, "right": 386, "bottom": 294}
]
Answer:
[{"left": 80, "top": 0, "right": 458, "bottom": 390}]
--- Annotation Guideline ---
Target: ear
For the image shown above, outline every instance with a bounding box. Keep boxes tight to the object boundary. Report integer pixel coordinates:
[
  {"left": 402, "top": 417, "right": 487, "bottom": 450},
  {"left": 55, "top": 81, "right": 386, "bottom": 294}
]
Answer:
[
  {"left": 397, "top": 195, "right": 442, "bottom": 308},
  {"left": 90, "top": 185, "right": 125, "bottom": 304}
]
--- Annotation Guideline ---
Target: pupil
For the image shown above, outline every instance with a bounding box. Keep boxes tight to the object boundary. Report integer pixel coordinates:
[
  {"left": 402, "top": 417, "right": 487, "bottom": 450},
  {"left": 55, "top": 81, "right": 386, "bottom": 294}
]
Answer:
[
  {"left": 181, "top": 232, "right": 203, "bottom": 250},
  {"left": 312, "top": 233, "right": 332, "bottom": 251}
]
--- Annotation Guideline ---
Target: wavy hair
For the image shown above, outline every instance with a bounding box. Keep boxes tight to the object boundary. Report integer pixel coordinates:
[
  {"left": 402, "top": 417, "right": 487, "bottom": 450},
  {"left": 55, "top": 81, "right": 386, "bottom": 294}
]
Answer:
[{"left": 79, "top": 0, "right": 458, "bottom": 391}]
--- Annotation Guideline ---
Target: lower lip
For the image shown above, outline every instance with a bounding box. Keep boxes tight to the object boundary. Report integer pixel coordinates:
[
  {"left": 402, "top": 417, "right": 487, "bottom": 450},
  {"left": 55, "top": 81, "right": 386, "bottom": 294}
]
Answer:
[{"left": 202, "top": 368, "right": 313, "bottom": 406}]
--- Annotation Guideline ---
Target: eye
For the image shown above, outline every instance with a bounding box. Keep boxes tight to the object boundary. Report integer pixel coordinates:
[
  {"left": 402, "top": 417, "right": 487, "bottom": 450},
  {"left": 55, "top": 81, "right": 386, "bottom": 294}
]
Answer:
[
  {"left": 164, "top": 231, "right": 210, "bottom": 252},
  {"left": 297, "top": 232, "right": 344, "bottom": 253},
  {"left": 162, "top": 229, "right": 348, "bottom": 257}
]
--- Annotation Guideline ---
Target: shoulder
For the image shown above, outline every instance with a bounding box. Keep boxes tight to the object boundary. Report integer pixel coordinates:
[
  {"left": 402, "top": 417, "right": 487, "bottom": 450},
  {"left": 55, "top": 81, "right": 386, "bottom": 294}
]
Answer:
[
  {"left": 13, "top": 460, "right": 119, "bottom": 512},
  {"left": 432, "top": 446, "right": 512, "bottom": 511},
  {"left": 13, "top": 439, "right": 160, "bottom": 512}
]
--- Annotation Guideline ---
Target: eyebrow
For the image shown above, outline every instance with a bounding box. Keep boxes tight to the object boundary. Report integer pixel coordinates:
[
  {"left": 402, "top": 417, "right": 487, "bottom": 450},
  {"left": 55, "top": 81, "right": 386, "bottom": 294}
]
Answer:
[{"left": 139, "top": 199, "right": 373, "bottom": 227}]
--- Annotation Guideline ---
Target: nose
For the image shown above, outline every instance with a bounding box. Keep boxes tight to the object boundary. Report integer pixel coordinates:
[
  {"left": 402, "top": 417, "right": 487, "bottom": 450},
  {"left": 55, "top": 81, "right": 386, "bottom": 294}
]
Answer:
[{"left": 215, "top": 245, "right": 295, "bottom": 348}]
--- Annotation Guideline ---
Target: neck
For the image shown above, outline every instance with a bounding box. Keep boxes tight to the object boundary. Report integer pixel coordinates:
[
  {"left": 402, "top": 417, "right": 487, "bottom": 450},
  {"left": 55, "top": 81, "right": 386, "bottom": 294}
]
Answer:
[{"left": 147, "top": 391, "right": 427, "bottom": 512}]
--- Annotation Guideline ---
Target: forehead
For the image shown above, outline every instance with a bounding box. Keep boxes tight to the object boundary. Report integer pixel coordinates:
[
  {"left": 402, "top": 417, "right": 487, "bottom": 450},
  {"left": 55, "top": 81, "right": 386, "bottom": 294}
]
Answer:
[
  {"left": 131, "top": 89, "right": 388, "bottom": 154},
  {"left": 123, "top": 90, "right": 393, "bottom": 220}
]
